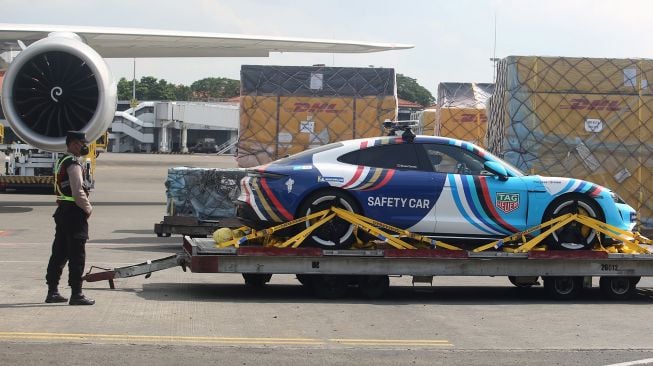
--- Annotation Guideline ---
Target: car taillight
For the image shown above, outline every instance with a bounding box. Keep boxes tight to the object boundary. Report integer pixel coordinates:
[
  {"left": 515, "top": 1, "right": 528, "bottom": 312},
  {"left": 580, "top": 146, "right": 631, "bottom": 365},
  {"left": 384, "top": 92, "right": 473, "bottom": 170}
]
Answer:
[{"left": 246, "top": 170, "right": 286, "bottom": 180}]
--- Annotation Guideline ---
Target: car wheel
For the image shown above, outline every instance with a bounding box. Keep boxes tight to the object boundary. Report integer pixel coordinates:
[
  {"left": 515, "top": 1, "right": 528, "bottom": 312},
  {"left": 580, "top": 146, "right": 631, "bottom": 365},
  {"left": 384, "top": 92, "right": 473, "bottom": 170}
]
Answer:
[
  {"left": 542, "top": 194, "right": 604, "bottom": 250},
  {"left": 297, "top": 189, "right": 360, "bottom": 249}
]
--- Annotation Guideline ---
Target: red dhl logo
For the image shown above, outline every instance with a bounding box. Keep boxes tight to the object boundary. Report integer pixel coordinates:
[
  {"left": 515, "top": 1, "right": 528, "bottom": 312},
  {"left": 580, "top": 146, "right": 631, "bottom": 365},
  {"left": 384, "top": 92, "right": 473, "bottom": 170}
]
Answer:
[
  {"left": 293, "top": 102, "right": 340, "bottom": 113},
  {"left": 454, "top": 113, "right": 488, "bottom": 123},
  {"left": 560, "top": 98, "right": 620, "bottom": 111}
]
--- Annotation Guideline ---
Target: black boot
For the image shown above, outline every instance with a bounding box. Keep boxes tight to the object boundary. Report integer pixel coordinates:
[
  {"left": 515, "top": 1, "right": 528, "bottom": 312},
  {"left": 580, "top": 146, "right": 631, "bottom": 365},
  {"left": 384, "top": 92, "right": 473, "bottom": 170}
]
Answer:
[
  {"left": 45, "top": 287, "right": 68, "bottom": 303},
  {"left": 69, "top": 292, "right": 95, "bottom": 306}
]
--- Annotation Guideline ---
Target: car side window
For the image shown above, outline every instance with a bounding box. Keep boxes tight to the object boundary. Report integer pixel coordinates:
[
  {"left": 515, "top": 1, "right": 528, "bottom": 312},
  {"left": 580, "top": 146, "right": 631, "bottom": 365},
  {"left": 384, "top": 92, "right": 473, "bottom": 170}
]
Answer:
[
  {"left": 338, "top": 150, "right": 359, "bottom": 165},
  {"left": 341, "top": 144, "right": 420, "bottom": 170},
  {"left": 422, "top": 143, "right": 487, "bottom": 175}
]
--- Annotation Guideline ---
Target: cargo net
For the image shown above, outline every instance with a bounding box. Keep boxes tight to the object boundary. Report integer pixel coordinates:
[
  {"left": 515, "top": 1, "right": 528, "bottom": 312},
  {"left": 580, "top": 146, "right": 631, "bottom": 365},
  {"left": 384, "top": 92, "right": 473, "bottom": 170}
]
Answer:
[
  {"left": 236, "top": 65, "right": 397, "bottom": 168},
  {"left": 410, "top": 109, "right": 436, "bottom": 135},
  {"left": 237, "top": 95, "right": 396, "bottom": 167},
  {"left": 487, "top": 56, "right": 653, "bottom": 232},
  {"left": 165, "top": 167, "right": 246, "bottom": 220},
  {"left": 435, "top": 83, "right": 494, "bottom": 147}
]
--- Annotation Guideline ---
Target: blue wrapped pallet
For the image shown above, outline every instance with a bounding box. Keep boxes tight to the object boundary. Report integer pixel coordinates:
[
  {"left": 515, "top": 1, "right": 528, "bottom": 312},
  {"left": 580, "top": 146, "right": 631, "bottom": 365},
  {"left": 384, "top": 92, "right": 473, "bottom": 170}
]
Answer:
[{"left": 165, "top": 167, "right": 246, "bottom": 220}]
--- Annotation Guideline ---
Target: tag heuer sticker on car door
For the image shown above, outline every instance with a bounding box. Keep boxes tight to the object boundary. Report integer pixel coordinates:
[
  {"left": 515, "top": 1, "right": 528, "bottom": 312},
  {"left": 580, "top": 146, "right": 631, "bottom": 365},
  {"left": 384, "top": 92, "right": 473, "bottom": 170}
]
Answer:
[{"left": 496, "top": 192, "right": 519, "bottom": 213}]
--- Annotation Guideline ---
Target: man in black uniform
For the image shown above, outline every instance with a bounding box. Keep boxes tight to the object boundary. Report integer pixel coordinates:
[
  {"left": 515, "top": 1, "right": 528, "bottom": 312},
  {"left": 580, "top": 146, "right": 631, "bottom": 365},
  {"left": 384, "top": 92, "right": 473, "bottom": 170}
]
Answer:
[{"left": 45, "top": 131, "right": 95, "bottom": 305}]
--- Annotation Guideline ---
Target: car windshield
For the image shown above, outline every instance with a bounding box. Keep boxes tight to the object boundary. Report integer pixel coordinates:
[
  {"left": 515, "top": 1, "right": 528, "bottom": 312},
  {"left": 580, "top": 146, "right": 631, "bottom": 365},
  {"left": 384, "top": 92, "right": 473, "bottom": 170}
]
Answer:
[
  {"left": 274, "top": 142, "right": 344, "bottom": 165},
  {"left": 477, "top": 146, "right": 525, "bottom": 177}
]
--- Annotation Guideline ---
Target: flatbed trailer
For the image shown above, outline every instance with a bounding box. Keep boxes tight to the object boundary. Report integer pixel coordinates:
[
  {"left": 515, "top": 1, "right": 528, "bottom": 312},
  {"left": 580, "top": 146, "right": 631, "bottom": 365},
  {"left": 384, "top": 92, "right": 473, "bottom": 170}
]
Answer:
[{"left": 86, "top": 208, "right": 653, "bottom": 301}]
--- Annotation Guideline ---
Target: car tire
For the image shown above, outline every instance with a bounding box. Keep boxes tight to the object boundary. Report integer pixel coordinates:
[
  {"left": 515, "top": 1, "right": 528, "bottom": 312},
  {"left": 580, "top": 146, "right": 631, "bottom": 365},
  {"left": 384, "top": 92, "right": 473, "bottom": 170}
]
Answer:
[
  {"left": 542, "top": 194, "right": 604, "bottom": 250},
  {"left": 296, "top": 189, "right": 360, "bottom": 249}
]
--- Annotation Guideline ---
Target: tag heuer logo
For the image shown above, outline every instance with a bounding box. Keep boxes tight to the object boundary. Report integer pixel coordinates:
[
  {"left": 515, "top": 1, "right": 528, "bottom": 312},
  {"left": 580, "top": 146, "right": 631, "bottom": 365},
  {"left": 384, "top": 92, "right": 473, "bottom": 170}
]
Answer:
[{"left": 496, "top": 192, "right": 519, "bottom": 214}]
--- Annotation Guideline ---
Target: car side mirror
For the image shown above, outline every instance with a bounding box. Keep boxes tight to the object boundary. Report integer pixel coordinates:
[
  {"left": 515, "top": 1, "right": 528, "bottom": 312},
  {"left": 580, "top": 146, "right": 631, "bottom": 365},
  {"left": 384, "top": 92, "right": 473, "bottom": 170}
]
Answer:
[{"left": 484, "top": 161, "right": 509, "bottom": 181}]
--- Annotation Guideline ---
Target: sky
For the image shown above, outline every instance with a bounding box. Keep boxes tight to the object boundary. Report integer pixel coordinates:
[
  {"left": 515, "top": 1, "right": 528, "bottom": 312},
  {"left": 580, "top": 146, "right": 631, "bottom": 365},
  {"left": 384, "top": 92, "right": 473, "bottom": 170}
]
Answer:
[{"left": 3, "top": 0, "right": 653, "bottom": 97}]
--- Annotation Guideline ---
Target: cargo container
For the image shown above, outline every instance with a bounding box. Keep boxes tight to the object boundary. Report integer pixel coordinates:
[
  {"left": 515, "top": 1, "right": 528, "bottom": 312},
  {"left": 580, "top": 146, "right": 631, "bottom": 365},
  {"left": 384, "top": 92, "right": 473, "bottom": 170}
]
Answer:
[
  {"left": 410, "top": 108, "right": 436, "bottom": 135},
  {"left": 487, "top": 56, "right": 653, "bottom": 232},
  {"left": 237, "top": 65, "right": 397, "bottom": 168},
  {"left": 436, "top": 82, "right": 494, "bottom": 146}
]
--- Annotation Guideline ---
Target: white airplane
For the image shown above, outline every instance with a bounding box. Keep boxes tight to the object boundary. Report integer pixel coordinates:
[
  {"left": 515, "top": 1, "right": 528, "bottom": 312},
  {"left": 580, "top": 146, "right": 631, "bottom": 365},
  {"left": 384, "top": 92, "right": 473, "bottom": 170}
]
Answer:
[{"left": 0, "top": 23, "right": 412, "bottom": 152}]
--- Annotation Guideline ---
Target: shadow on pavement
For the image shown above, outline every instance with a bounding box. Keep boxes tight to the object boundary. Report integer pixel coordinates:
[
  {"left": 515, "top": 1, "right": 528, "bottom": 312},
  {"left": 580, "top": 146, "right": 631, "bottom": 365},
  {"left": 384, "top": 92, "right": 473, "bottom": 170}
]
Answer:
[{"left": 124, "top": 282, "right": 653, "bottom": 306}]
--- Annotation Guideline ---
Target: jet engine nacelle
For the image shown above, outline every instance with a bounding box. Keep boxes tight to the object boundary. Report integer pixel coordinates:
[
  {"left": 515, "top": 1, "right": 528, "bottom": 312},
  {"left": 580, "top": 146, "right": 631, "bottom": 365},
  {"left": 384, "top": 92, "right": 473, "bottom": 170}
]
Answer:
[{"left": 1, "top": 32, "right": 116, "bottom": 152}]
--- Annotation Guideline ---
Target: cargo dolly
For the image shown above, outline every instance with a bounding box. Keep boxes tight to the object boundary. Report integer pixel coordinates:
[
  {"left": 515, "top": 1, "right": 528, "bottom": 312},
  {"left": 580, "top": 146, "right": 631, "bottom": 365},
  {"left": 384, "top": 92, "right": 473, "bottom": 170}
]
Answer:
[{"left": 87, "top": 208, "right": 653, "bottom": 301}]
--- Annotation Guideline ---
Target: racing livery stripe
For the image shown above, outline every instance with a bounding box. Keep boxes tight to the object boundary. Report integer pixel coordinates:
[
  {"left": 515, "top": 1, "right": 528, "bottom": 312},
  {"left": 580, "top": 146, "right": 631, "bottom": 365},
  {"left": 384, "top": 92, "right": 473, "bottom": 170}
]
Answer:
[
  {"left": 259, "top": 178, "right": 294, "bottom": 221},
  {"left": 356, "top": 168, "right": 383, "bottom": 190},
  {"left": 474, "top": 176, "right": 519, "bottom": 233},
  {"left": 251, "top": 178, "right": 280, "bottom": 222},
  {"left": 342, "top": 165, "right": 365, "bottom": 188},
  {"left": 247, "top": 178, "right": 270, "bottom": 221},
  {"left": 561, "top": 179, "right": 576, "bottom": 193},
  {"left": 459, "top": 175, "right": 507, "bottom": 234},
  {"left": 341, "top": 140, "right": 368, "bottom": 188},
  {"left": 588, "top": 184, "right": 603, "bottom": 197},
  {"left": 573, "top": 181, "right": 602, "bottom": 197},
  {"left": 362, "top": 169, "right": 395, "bottom": 191},
  {"left": 449, "top": 175, "right": 498, "bottom": 235}
]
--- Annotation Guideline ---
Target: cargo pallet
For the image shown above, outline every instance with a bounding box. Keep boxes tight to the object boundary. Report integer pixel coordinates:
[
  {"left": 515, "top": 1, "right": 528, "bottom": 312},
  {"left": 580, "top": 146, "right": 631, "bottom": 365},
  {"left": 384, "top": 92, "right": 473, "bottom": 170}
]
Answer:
[
  {"left": 153, "top": 215, "right": 241, "bottom": 238},
  {"left": 90, "top": 208, "right": 653, "bottom": 301}
]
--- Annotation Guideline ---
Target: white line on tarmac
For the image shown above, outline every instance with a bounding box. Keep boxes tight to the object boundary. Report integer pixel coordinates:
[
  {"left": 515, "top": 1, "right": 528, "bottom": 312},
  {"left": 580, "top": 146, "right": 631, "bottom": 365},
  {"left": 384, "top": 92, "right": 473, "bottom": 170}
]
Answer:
[{"left": 603, "top": 358, "right": 653, "bottom": 366}]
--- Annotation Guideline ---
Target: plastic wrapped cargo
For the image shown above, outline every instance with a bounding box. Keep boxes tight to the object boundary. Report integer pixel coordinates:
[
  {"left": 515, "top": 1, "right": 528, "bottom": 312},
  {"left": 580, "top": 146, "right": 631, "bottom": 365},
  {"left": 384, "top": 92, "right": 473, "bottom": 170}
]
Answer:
[
  {"left": 238, "top": 65, "right": 397, "bottom": 168},
  {"left": 487, "top": 55, "right": 653, "bottom": 231},
  {"left": 165, "top": 167, "right": 246, "bottom": 220},
  {"left": 436, "top": 82, "right": 494, "bottom": 146},
  {"left": 410, "top": 108, "right": 436, "bottom": 135}
]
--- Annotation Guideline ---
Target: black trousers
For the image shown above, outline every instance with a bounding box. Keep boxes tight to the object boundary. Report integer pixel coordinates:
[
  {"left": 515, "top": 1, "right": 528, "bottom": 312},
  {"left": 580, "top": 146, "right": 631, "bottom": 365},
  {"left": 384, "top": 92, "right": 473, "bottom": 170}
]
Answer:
[{"left": 45, "top": 203, "right": 89, "bottom": 293}]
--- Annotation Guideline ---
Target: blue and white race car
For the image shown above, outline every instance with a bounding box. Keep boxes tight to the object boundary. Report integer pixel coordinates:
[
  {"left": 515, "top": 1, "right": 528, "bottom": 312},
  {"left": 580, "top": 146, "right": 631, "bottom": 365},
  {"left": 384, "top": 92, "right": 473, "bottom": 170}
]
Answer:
[{"left": 237, "top": 134, "right": 636, "bottom": 250}]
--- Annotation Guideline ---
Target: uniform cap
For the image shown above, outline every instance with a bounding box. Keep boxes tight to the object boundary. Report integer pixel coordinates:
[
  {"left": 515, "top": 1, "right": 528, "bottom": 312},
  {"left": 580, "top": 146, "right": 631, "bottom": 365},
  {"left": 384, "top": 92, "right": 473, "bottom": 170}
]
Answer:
[{"left": 66, "top": 131, "right": 87, "bottom": 144}]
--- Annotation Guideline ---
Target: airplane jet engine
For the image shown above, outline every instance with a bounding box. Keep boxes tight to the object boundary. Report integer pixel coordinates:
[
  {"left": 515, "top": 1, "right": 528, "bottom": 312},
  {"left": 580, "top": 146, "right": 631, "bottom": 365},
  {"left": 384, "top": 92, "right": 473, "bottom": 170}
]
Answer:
[{"left": 1, "top": 32, "right": 116, "bottom": 152}]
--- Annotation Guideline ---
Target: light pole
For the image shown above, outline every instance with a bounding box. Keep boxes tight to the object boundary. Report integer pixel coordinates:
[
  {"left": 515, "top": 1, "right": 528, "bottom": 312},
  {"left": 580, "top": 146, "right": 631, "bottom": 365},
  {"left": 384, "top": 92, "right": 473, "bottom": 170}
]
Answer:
[{"left": 490, "top": 57, "right": 500, "bottom": 82}]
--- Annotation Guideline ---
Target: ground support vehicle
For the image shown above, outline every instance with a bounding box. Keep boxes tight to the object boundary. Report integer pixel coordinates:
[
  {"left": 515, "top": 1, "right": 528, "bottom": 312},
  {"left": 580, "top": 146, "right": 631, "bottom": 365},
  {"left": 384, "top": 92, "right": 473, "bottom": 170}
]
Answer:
[
  {"left": 154, "top": 215, "right": 241, "bottom": 238},
  {"left": 0, "top": 131, "right": 107, "bottom": 191},
  {"left": 86, "top": 208, "right": 653, "bottom": 300}
]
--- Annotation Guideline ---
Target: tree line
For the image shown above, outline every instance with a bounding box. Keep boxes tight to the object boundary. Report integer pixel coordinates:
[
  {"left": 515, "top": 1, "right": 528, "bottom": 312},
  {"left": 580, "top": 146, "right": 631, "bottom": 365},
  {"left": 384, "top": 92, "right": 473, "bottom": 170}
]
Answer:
[{"left": 118, "top": 73, "right": 434, "bottom": 107}]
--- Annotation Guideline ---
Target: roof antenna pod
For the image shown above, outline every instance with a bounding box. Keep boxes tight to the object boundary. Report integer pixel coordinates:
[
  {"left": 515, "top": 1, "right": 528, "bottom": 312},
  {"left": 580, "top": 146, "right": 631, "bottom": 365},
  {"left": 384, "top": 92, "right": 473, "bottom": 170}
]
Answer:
[{"left": 382, "top": 119, "right": 418, "bottom": 142}]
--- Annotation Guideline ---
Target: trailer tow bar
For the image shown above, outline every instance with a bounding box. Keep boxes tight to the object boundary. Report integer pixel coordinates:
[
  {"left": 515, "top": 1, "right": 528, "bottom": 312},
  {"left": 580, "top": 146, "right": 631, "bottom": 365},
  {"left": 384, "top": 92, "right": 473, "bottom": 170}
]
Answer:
[{"left": 82, "top": 253, "right": 189, "bottom": 288}]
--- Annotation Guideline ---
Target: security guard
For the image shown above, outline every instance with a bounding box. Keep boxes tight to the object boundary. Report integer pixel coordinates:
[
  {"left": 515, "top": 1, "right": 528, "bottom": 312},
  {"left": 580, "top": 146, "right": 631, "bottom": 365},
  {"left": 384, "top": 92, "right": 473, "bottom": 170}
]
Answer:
[{"left": 45, "top": 131, "right": 95, "bottom": 305}]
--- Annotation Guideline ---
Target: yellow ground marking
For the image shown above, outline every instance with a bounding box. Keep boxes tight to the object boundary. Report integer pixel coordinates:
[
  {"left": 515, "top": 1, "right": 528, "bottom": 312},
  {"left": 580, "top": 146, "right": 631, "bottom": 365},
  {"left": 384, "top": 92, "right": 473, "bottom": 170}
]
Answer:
[
  {"left": 0, "top": 332, "right": 321, "bottom": 345},
  {"left": 331, "top": 338, "right": 453, "bottom": 346},
  {"left": 0, "top": 332, "right": 453, "bottom": 347}
]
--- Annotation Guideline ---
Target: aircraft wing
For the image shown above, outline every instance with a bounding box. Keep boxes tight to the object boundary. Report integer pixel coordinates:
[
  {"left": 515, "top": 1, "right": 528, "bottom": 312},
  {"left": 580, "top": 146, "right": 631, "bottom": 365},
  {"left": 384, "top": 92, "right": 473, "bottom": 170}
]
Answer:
[{"left": 0, "top": 23, "right": 413, "bottom": 58}]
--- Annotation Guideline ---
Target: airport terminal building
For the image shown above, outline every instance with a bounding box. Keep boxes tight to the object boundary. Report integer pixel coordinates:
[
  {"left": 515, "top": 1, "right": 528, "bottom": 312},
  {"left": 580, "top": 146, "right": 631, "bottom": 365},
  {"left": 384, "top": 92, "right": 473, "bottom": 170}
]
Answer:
[{"left": 111, "top": 100, "right": 239, "bottom": 153}]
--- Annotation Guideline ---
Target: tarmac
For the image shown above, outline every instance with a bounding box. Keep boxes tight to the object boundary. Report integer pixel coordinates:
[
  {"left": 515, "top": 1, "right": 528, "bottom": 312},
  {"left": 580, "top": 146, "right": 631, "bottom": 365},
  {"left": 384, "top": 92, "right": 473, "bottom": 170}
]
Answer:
[{"left": 0, "top": 152, "right": 652, "bottom": 366}]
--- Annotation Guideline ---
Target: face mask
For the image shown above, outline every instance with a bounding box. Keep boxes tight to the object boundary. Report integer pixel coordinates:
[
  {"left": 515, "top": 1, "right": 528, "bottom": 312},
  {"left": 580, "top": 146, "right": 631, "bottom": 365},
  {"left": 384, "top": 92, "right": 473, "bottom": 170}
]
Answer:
[{"left": 80, "top": 144, "right": 90, "bottom": 156}]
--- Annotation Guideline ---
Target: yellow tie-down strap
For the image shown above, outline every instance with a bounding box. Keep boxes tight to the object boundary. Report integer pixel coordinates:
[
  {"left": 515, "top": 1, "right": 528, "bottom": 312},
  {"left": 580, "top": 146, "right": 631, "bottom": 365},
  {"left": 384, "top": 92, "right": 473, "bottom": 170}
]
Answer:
[
  {"left": 214, "top": 207, "right": 462, "bottom": 250},
  {"left": 472, "top": 214, "right": 652, "bottom": 254}
]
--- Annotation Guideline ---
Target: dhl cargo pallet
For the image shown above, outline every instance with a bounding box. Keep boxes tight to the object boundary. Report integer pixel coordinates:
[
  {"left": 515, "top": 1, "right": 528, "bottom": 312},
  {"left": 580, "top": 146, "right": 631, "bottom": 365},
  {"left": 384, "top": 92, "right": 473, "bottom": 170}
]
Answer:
[
  {"left": 88, "top": 209, "right": 653, "bottom": 301},
  {"left": 154, "top": 215, "right": 242, "bottom": 238}
]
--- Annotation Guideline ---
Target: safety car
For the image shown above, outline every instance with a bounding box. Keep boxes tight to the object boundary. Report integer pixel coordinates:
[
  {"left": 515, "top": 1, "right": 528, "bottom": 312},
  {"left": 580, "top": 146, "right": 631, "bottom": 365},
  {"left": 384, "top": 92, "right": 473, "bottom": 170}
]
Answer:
[{"left": 237, "top": 134, "right": 636, "bottom": 250}]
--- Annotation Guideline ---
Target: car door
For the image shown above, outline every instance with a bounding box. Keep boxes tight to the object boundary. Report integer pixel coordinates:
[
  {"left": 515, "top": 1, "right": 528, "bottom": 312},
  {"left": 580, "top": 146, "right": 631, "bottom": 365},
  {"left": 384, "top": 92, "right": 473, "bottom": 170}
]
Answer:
[
  {"left": 421, "top": 143, "right": 529, "bottom": 238},
  {"left": 339, "top": 142, "right": 439, "bottom": 232}
]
